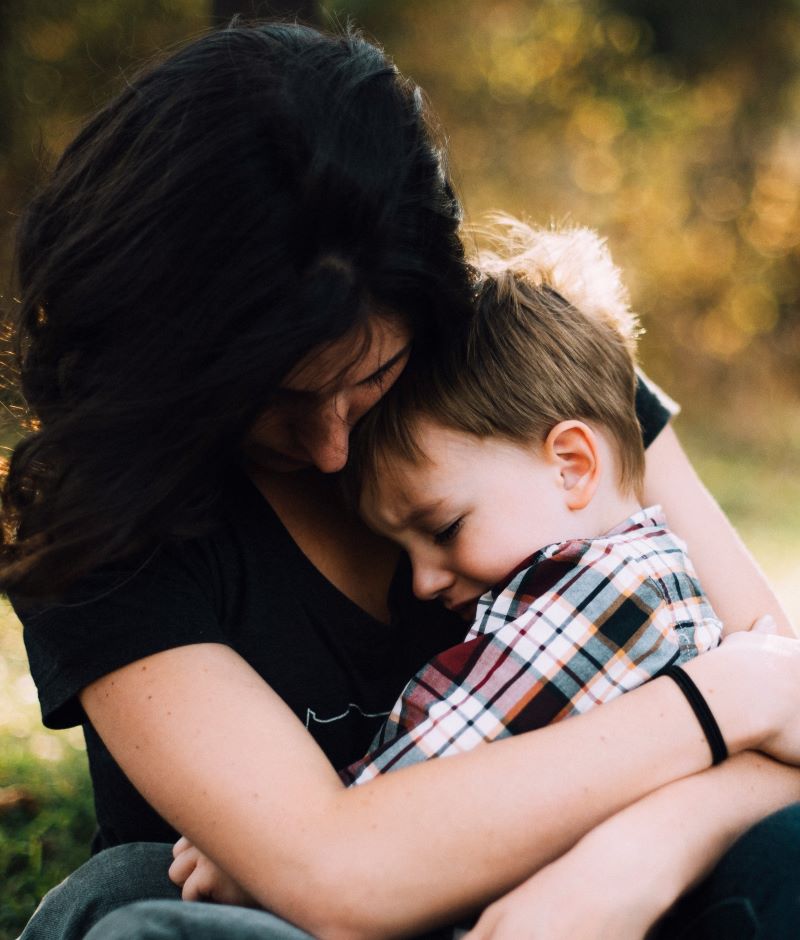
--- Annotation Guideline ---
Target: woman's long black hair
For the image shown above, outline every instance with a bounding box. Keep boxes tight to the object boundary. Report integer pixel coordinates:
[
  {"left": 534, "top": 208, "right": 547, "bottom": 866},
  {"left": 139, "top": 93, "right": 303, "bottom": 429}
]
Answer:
[{"left": 1, "top": 22, "right": 474, "bottom": 597}]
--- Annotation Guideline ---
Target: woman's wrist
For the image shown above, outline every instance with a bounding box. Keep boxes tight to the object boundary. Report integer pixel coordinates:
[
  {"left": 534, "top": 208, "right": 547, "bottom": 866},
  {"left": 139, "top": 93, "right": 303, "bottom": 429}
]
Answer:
[
  {"left": 679, "top": 644, "right": 763, "bottom": 756},
  {"left": 660, "top": 666, "right": 728, "bottom": 765},
  {"left": 680, "top": 632, "right": 800, "bottom": 763}
]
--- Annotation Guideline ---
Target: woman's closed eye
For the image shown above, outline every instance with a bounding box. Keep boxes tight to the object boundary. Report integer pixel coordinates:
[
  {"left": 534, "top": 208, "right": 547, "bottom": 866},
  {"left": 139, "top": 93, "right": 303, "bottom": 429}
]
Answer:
[
  {"left": 434, "top": 518, "right": 464, "bottom": 546},
  {"left": 360, "top": 369, "right": 391, "bottom": 391},
  {"left": 358, "top": 346, "right": 410, "bottom": 390}
]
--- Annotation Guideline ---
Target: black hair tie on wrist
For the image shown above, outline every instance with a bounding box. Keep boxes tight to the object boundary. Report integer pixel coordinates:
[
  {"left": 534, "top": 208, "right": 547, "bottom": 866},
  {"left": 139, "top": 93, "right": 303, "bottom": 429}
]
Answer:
[{"left": 661, "top": 665, "right": 729, "bottom": 766}]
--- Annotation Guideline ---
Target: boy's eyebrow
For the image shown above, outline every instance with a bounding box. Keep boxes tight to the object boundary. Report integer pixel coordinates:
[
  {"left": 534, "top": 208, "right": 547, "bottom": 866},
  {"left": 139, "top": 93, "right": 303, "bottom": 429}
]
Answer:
[
  {"left": 356, "top": 343, "right": 412, "bottom": 386},
  {"left": 398, "top": 498, "right": 448, "bottom": 528}
]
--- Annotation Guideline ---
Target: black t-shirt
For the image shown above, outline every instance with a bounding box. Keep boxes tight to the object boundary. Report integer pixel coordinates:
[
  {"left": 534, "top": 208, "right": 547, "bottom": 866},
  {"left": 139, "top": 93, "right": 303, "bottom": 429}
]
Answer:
[{"left": 16, "top": 376, "right": 675, "bottom": 852}]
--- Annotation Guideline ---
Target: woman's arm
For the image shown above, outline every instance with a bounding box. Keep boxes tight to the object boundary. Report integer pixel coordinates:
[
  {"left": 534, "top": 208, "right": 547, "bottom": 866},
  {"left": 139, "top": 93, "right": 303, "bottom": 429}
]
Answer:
[
  {"left": 80, "top": 634, "right": 800, "bottom": 940},
  {"left": 643, "top": 425, "right": 795, "bottom": 636},
  {"left": 465, "top": 751, "right": 800, "bottom": 940}
]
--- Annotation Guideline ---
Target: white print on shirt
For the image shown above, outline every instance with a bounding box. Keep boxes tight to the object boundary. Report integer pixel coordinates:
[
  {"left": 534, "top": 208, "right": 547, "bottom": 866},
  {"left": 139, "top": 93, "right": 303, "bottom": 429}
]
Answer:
[{"left": 305, "top": 703, "right": 390, "bottom": 729}]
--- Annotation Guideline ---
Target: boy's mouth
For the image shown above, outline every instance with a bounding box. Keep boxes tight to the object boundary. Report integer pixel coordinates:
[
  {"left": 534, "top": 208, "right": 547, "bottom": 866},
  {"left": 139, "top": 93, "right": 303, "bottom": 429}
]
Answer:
[{"left": 448, "top": 597, "right": 479, "bottom": 621}]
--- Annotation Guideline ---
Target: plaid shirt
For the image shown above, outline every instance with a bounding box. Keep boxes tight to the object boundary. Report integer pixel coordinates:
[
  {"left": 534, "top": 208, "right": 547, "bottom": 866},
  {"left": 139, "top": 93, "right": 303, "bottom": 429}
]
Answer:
[{"left": 341, "top": 507, "right": 722, "bottom": 786}]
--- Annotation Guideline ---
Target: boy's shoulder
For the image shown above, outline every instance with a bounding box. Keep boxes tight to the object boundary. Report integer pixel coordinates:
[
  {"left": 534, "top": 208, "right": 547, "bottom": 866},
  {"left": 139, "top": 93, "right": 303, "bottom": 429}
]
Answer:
[
  {"left": 471, "top": 508, "right": 694, "bottom": 633},
  {"left": 541, "top": 506, "right": 689, "bottom": 573}
]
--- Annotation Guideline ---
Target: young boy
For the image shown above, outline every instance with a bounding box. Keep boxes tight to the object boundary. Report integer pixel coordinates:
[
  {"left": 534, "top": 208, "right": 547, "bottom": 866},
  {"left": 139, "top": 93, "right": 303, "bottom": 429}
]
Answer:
[
  {"left": 170, "top": 223, "right": 723, "bottom": 905},
  {"left": 339, "top": 221, "right": 722, "bottom": 785}
]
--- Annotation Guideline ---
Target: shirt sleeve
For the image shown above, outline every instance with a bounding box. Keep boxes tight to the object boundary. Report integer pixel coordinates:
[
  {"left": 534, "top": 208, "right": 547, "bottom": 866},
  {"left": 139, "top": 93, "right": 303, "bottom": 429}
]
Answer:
[
  {"left": 340, "top": 543, "right": 684, "bottom": 786},
  {"left": 14, "top": 542, "right": 227, "bottom": 730},
  {"left": 636, "top": 370, "right": 680, "bottom": 449}
]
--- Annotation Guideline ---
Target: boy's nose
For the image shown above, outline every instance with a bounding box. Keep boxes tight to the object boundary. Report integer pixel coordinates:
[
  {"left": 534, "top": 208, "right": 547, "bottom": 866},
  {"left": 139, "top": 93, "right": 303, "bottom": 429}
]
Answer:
[{"left": 411, "top": 560, "right": 454, "bottom": 602}]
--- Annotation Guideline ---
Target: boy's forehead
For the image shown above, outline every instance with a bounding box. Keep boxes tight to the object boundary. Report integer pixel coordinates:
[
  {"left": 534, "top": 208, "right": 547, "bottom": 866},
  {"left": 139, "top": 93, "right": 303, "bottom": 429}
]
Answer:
[
  {"left": 360, "top": 455, "right": 441, "bottom": 531},
  {"left": 362, "top": 423, "right": 473, "bottom": 518},
  {"left": 360, "top": 422, "right": 500, "bottom": 532}
]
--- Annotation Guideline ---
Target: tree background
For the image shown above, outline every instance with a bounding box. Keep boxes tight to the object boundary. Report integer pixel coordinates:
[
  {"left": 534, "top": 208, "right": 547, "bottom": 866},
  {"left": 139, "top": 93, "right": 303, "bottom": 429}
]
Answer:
[
  {"left": 0, "top": 2, "right": 798, "bottom": 935},
  {"left": 3, "top": 0, "right": 800, "bottom": 411}
]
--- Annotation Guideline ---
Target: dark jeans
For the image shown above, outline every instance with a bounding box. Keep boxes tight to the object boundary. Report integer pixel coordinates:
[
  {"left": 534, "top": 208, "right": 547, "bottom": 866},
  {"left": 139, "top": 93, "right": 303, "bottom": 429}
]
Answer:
[
  {"left": 19, "top": 804, "right": 800, "bottom": 939},
  {"left": 652, "top": 802, "right": 800, "bottom": 939}
]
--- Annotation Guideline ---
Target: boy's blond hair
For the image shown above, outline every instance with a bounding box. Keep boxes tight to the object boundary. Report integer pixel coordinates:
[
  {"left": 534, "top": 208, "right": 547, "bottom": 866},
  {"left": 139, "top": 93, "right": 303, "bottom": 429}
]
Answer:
[{"left": 348, "top": 220, "right": 646, "bottom": 502}]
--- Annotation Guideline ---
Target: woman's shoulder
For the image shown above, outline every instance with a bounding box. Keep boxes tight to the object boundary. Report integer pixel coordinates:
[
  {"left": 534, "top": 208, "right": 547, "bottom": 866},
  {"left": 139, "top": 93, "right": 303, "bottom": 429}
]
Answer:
[
  {"left": 636, "top": 371, "right": 680, "bottom": 449},
  {"left": 13, "top": 474, "right": 290, "bottom": 727}
]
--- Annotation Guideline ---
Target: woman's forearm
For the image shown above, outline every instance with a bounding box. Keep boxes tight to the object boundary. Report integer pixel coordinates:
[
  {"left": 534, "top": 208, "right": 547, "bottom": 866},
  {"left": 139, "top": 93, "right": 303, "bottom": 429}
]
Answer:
[
  {"left": 575, "top": 752, "right": 800, "bottom": 925},
  {"left": 317, "top": 675, "right": 717, "bottom": 937},
  {"left": 465, "top": 753, "right": 800, "bottom": 940}
]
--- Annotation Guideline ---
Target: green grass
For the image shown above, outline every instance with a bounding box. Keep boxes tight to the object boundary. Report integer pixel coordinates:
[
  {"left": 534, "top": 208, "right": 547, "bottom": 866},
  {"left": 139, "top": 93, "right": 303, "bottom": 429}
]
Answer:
[
  {"left": 0, "top": 423, "right": 798, "bottom": 938},
  {"left": 0, "top": 603, "right": 94, "bottom": 940},
  {"left": 0, "top": 745, "right": 94, "bottom": 940}
]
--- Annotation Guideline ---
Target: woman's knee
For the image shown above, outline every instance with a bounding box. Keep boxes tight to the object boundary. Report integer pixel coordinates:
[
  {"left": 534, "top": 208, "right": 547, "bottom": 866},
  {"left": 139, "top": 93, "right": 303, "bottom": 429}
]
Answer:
[
  {"left": 84, "top": 901, "right": 179, "bottom": 940},
  {"left": 718, "top": 803, "right": 800, "bottom": 937},
  {"left": 20, "top": 843, "right": 179, "bottom": 940},
  {"left": 657, "top": 803, "right": 800, "bottom": 940},
  {"left": 84, "top": 899, "right": 318, "bottom": 940},
  {"left": 726, "top": 802, "right": 800, "bottom": 870}
]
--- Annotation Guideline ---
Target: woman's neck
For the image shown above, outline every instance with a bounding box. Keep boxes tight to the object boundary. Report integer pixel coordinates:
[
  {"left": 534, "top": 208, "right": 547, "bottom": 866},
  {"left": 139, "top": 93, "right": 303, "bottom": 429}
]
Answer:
[{"left": 248, "top": 466, "right": 400, "bottom": 624}]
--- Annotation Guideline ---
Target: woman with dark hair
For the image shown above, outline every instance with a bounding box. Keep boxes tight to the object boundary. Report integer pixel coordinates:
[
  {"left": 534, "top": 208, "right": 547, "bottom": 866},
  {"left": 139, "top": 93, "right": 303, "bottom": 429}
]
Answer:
[{"left": 6, "top": 20, "right": 800, "bottom": 940}]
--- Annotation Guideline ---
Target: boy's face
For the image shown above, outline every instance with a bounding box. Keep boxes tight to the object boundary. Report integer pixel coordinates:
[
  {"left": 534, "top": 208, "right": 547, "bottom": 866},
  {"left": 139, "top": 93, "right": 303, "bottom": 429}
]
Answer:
[{"left": 361, "top": 421, "right": 580, "bottom": 622}]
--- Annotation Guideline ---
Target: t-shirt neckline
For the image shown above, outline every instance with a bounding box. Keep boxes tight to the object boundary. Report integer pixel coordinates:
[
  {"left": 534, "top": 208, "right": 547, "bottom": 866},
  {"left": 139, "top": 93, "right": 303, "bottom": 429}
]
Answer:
[{"left": 236, "top": 470, "right": 396, "bottom": 629}]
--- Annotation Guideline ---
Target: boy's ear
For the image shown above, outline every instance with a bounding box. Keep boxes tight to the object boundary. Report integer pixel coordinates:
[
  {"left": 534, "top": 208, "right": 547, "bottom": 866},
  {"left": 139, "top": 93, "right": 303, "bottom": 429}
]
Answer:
[{"left": 544, "top": 421, "right": 601, "bottom": 510}]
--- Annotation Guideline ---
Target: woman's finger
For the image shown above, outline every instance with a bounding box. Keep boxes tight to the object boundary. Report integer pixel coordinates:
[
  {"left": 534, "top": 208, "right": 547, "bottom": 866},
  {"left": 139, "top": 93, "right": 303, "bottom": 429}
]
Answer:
[{"left": 750, "top": 615, "right": 778, "bottom": 635}]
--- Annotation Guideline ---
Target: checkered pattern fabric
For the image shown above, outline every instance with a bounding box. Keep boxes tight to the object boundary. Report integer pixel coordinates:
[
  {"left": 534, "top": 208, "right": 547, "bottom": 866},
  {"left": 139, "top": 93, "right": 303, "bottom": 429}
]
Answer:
[{"left": 341, "top": 507, "right": 721, "bottom": 786}]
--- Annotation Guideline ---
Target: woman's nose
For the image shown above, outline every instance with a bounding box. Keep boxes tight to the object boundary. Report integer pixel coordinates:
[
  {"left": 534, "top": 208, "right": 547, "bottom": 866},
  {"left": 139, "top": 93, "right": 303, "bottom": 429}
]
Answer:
[{"left": 301, "top": 395, "right": 351, "bottom": 473}]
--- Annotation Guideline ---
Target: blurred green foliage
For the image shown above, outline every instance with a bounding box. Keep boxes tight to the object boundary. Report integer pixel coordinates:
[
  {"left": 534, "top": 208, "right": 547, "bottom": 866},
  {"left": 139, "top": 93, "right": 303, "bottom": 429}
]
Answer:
[
  {"left": 355, "top": 0, "right": 800, "bottom": 425},
  {"left": 2, "top": 0, "right": 800, "bottom": 424},
  {"left": 1, "top": 599, "right": 94, "bottom": 940},
  {"left": 1, "top": 1, "right": 799, "bottom": 935},
  {"left": 0, "top": 746, "right": 94, "bottom": 940}
]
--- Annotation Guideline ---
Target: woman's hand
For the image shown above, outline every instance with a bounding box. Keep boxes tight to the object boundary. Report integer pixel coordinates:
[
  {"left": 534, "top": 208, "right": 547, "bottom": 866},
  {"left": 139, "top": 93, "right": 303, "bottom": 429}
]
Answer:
[
  {"left": 682, "top": 627, "right": 800, "bottom": 765},
  {"left": 169, "top": 835, "right": 258, "bottom": 907},
  {"left": 738, "top": 616, "right": 800, "bottom": 761},
  {"left": 727, "top": 631, "right": 800, "bottom": 764}
]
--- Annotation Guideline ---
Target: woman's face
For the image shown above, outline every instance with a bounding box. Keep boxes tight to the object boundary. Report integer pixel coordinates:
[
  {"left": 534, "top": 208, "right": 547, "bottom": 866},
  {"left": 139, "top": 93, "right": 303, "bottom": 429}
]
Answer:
[{"left": 245, "top": 317, "right": 412, "bottom": 474}]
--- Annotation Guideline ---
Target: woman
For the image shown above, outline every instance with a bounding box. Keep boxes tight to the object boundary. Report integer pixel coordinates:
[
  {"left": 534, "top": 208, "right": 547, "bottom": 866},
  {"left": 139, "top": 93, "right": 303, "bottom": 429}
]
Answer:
[{"left": 6, "top": 21, "right": 800, "bottom": 940}]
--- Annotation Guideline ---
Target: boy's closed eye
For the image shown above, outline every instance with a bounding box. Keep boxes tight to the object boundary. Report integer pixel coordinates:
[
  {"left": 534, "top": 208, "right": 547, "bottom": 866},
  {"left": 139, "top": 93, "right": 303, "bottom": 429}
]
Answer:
[{"left": 433, "top": 518, "right": 464, "bottom": 545}]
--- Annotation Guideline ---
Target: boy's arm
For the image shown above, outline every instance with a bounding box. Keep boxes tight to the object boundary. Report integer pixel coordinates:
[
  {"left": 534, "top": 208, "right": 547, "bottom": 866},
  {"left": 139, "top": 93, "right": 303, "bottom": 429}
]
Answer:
[{"left": 465, "top": 751, "right": 800, "bottom": 940}]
